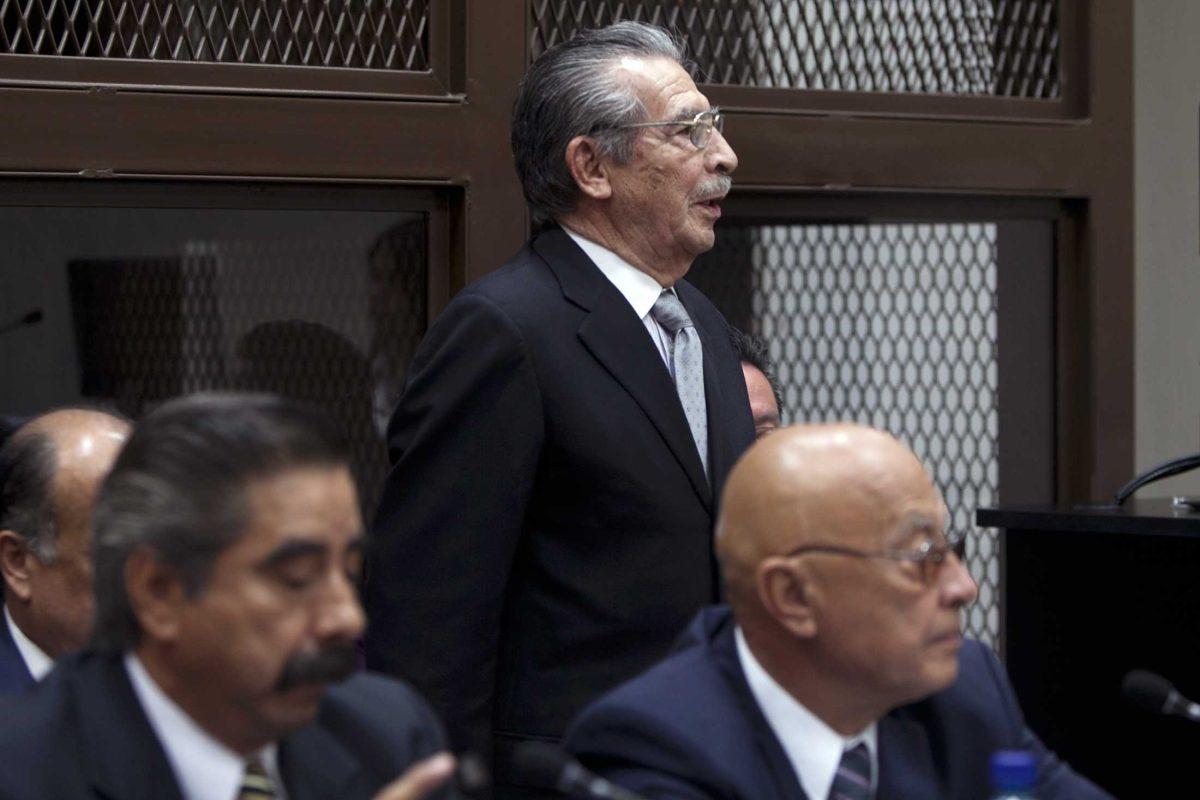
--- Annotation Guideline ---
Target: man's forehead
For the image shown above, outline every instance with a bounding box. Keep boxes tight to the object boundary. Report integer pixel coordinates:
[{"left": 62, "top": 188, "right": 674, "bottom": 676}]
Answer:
[
  {"left": 882, "top": 494, "right": 949, "bottom": 544},
  {"left": 610, "top": 55, "right": 707, "bottom": 116},
  {"left": 241, "top": 467, "right": 361, "bottom": 536},
  {"left": 829, "top": 466, "right": 941, "bottom": 538}
]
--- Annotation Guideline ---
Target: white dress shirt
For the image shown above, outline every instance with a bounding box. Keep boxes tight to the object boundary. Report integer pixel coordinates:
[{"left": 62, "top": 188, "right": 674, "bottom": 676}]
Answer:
[
  {"left": 735, "top": 627, "right": 878, "bottom": 800},
  {"left": 125, "top": 654, "right": 287, "bottom": 800},
  {"left": 4, "top": 604, "right": 53, "bottom": 680},
  {"left": 563, "top": 226, "right": 679, "bottom": 376}
]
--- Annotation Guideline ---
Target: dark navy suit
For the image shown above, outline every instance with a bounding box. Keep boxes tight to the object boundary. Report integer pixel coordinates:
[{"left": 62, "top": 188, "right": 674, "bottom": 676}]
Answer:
[
  {"left": 0, "top": 650, "right": 459, "bottom": 800},
  {"left": 0, "top": 606, "right": 35, "bottom": 695},
  {"left": 566, "top": 606, "right": 1113, "bottom": 800}
]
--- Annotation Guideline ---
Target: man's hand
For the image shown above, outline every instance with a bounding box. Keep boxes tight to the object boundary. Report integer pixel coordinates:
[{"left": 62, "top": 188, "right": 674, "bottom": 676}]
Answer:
[{"left": 373, "top": 753, "right": 457, "bottom": 800}]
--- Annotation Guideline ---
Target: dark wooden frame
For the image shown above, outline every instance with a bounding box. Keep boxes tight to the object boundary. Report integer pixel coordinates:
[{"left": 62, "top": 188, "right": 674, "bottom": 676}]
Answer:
[{"left": 0, "top": 0, "right": 1133, "bottom": 500}]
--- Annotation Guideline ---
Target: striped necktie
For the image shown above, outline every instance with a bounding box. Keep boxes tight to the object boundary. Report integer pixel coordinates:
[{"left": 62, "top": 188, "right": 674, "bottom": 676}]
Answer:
[
  {"left": 238, "top": 756, "right": 278, "bottom": 800},
  {"left": 828, "top": 742, "right": 872, "bottom": 800}
]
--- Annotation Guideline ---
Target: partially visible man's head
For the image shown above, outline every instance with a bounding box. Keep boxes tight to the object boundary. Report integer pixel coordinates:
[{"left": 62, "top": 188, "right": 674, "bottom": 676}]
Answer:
[
  {"left": 512, "top": 21, "right": 738, "bottom": 282},
  {"left": 92, "top": 393, "right": 366, "bottom": 754},
  {"left": 716, "top": 424, "right": 977, "bottom": 732},
  {"left": 0, "top": 408, "right": 130, "bottom": 658},
  {"left": 729, "top": 328, "right": 782, "bottom": 438}
]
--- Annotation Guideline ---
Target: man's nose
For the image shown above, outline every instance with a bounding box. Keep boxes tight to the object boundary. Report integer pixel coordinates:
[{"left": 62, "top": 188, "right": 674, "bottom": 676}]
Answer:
[
  {"left": 314, "top": 570, "right": 367, "bottom": 641},
  {"left": 707, "top": 127, "right": 738, "bottom": 175},
  {"left": 940, "top": 551, "right": 979, "bottom": 609}
]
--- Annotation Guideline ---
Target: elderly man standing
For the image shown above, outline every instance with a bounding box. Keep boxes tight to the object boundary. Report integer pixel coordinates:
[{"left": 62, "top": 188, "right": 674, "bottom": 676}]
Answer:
[
  {"left": 0, "top": 395, "right": 457, "bottom": 800},
  {"left": 364, "top": 20, "right": 754, "bottom": 794},
  {"left": 566, "top": 424, "right": 1112, "bottom": 799},
  {"left": 0, "top": 408, "right": 129, "bottom": 692}
]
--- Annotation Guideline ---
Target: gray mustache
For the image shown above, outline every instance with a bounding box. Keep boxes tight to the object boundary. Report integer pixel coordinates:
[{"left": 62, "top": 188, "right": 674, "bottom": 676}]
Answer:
[
  {"left": 275, "top": 643, "right": 357, "bottom": 691},
  {"left": 691, "top": 175, "right": 732, "bottom": 203}
]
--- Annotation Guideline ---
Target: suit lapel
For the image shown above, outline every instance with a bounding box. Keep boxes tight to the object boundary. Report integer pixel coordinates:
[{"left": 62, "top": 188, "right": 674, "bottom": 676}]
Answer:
[
  {"left": 535, "top": 229, "right": 713, "bottom": 510},
  {"left": 279, "top": 721, "right": 366, "bottom": 800},
  {"left": 876, "top": 710, "right": 941, "bottom": 800},
  {"left": 709, "top": 614, "right": 809, "bottom": 800},
  {"left": 76, "top": 655, "right": 185, "bottom": 800}
]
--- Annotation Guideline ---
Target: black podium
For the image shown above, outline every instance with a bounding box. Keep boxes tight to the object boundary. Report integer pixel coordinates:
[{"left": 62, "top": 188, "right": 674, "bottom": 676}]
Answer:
[{"left": 978, "top": 499, "right": 1200, "bottom": 797}]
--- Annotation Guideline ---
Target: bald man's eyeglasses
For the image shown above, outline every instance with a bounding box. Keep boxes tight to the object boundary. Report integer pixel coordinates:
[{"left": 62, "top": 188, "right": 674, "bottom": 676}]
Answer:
[
  {"left": 607, "top": 108, "right": 725, "bottom": 150},
  {"left": 781, "top": 530, "right": 968, "bottom": 586}
]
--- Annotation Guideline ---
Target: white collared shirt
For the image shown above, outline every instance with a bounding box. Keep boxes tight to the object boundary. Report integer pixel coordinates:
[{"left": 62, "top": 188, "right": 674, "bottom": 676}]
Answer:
[
  {"left": 735, "top": 627, "right": 878, "bottom": 800},
  {"left": 4, "top": 604, "right": 53, "bottom": 681},
  {"left": 124, "top": 654, "right": 288, "bottom": 800},
  {"left": 562, "top": 226, "right": 678, "bottom": 376}
]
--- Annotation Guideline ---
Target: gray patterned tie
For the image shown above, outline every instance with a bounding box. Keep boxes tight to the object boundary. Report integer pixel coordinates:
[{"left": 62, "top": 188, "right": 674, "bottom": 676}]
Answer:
[
  {"left": 650, "top": 289, "right": 708, "bottom": 476},
  {"left": 828, "top": 743, "right": 873, "bottom": 800}
]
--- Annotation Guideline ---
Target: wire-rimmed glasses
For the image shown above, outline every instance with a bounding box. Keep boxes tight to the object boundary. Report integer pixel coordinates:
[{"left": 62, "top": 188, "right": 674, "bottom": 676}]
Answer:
[
  {"left": 780, "top": 530, "right": 969, "bottom": 586},
  {"left": 606, "top": 108, "right": 725, "bottom": 149}
]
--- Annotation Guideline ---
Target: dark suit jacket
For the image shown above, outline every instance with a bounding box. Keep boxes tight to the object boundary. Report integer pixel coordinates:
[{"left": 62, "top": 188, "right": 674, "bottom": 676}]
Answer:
[
  {"left": 0, "top": 605, "right": 35, "bottom": 695},
  {"left": 566, "top": 606, "right": 1113, "bottom": 800},
  {"left": 0, "top": 651, "right": 457, "bottom": 800},
  {"left": 364, "top": 227, "right": 755, "bottom": 782}
]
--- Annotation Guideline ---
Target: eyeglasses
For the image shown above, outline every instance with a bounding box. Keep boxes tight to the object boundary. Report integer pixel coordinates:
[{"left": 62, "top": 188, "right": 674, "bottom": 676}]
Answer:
[
  {"left": 781, "top": 530, "right": 968, "bottom": 586},
  {"left": 606, "top": 108, "right": 725, "bottom": 149}
]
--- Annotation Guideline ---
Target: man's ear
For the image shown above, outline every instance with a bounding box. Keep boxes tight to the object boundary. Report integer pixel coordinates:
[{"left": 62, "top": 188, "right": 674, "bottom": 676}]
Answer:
[
  {"left": 757, "top": 557, "right": 819, "bottom": 639},
  {"left": 564, "top": 135, "right": 613, "bottom": 201},
  {"left": 124, "top": 546, "right": 187, "bottom": 643},
  {"left": 0, "top": 529, "right": 35, "bottom": 602}
]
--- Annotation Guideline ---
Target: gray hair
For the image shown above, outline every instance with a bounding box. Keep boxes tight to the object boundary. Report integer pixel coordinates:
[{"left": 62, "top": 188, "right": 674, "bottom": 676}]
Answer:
[
  {"left": 0, "top": 429, "right": 58, "bottom": 563},
  {"left": 511, "top": 21, "right": 686, "bottom": 226},
  {"left": 91, "top": 393, "right": 350, "bottom": 653}
]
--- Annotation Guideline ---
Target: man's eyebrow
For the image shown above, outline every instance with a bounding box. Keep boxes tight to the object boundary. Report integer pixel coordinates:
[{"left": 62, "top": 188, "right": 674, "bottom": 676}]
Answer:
[
  {"left": 668, "top": 106, "right": 710, "bottom": 122},
  {"left": 888, "top": 513, "right": 942, "bottom": 545},
  {"left": 258, "top": 539, "right": 328, "bottom": 569},
  {"left": 257, "top": 534, "right": 367, "bottom": 570}
]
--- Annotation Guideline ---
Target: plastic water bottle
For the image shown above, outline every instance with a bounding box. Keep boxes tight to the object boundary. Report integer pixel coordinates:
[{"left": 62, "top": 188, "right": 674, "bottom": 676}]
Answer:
[{"left": 990, "top": 750, "right": 1037, "bottom": 799}]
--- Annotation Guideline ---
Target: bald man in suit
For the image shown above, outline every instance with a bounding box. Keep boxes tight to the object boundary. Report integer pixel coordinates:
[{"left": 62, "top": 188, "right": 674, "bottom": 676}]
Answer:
[{"left": 568, "top": 425, "right": 1112, "bottom": 799}]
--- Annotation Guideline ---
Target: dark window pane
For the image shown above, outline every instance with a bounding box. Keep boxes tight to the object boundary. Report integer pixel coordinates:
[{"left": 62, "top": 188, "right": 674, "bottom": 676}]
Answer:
[{"left": 1, "top": 206, "right": 427, "bottom": 518}]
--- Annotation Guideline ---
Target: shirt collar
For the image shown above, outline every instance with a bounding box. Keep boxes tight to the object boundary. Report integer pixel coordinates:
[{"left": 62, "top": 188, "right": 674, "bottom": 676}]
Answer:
[
  {"left": 562, "top": 226, "right": 671, "bottom": 319},
  {"left": 735, "top": 626, "right": 878, "bottom": 800},
  {"left": 4, "top": 604, "right": 53, "bottom": 680},
  {"left": 124, "top": 653, "right": 285, "bottom": 800}
]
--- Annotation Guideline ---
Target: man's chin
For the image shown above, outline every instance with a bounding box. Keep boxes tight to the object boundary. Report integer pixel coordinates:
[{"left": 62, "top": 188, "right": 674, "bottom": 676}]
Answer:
[
  {"left": 683, "top": 227, "right": 717, "bottom": 258},
  {"left": 926, "top": 652, "right": 962, "bottom": 693},
  {"left": 264, "top": 686, "right": 328, "bottom": 733}
]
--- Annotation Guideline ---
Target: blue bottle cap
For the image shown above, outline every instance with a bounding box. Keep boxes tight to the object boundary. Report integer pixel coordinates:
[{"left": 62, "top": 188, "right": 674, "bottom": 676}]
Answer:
[{"left": 991, "top": 750, "right": 1037, "bottom": 791}]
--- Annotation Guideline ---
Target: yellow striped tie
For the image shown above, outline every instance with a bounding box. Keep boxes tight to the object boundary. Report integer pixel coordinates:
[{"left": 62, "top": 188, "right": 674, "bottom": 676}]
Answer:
[{"left": 238, "top": 756, "right": 278, "bottom": 800}]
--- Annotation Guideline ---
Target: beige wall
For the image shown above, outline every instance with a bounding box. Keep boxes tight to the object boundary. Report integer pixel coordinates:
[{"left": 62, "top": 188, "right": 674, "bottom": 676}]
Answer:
[{"left": 1134, "top": 1, "right": 1200, "bottom": 495}]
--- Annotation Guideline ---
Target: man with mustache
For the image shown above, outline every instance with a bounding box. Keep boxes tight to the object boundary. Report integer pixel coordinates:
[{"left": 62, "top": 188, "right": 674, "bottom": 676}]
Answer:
[
  {"left": 364, "top": 20, "right": 754, "bottom": 797},
  {"left": 566, "top": 424, "right": 1112, "bottom": 799},
  {"left": 0, "top": 394, "right": 458, "bottom": 800}
]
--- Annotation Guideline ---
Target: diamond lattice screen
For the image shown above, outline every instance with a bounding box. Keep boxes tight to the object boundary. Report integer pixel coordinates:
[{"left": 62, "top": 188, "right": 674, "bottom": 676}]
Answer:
[
  {"left": 67, "top": 216, "right": 426, "bottom": 517},
  {"left": 531, "top": 0, "right": 1059, "bottom": 98},
  {"left": 0, "top": 0, "right": 430, "bottom": 69},
  {"left": 688, "top": 222, "right": 1000, "bottom": 646}
]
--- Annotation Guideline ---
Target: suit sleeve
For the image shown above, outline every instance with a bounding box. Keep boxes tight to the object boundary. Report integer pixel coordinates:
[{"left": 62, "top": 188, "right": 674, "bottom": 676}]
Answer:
[
  {"left": 363, "top": 291, "right": 544, "bottom": 758},
  {"left": 978, "top": 644, "right": 1115, "bottom": 800},
  {"left": 567, "top": 703, "right": 731, "bottom": 800}
]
